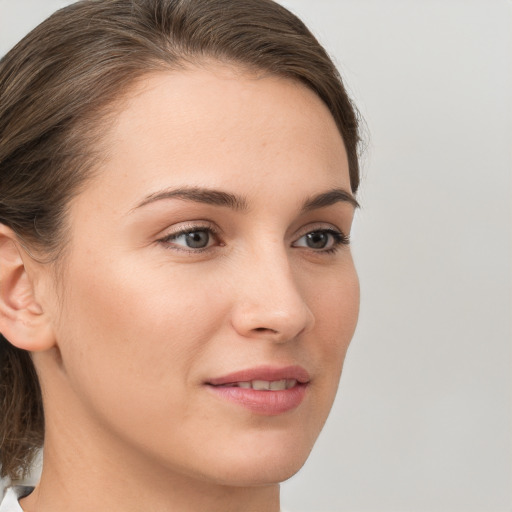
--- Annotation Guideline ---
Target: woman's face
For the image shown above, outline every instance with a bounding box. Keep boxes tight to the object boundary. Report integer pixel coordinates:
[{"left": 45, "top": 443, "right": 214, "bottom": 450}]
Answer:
[{"left": 41, "top": 64, "right": 359, "bottom": 485}]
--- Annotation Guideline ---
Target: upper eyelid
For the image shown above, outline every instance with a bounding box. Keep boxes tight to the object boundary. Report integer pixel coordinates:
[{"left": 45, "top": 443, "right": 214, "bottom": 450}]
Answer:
[
  {"left": 158, "top": 221, "right": 219, "bottom": 238},
  {"left": 166, "top": 226, "right": 213, "bottom": 237},
  {"left": 157, "top": 225, "right": 219, "bottom": 253},
  {"left": 293, "top": 228, "right": 349, "bottom": 244},
  {"left": 157, "top": 221, "right": 346, "bottom": 238},
  {"left": 292, "top": 222, "right": 346, "bottom": 239}
]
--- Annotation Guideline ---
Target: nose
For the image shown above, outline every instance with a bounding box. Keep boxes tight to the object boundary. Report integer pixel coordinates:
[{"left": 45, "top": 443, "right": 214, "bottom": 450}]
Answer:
[{"left": 230, "top": 250, "right": 315, "bottom": 343}]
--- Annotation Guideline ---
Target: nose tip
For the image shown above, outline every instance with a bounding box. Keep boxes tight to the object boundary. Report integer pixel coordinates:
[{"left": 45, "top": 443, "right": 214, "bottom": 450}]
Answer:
[{"left": 230, "top": 272, "right": 315, "bottom": 343}]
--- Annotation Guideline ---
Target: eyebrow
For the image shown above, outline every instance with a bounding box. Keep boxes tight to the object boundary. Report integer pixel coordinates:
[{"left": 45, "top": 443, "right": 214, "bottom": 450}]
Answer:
[
  {"left": 132, "top": 186, "right": 249, "bottom": 212},
  {"left": 301, "top": 188, "right": 360, "bottom": 212},
  {"left": 132, "top": 186, "right": 359, "bottom": 213}
]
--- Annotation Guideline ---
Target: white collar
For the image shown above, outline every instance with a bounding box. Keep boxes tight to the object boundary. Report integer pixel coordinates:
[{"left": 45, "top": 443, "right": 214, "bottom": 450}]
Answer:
[{"left": 0, "top": 485, "right": 35, "bottom": 512}]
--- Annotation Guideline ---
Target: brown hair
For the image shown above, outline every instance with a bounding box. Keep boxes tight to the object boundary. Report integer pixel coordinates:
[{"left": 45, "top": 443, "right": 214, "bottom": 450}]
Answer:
[{"left": 0, "top": 0, "right": 362, "bottom": 481}]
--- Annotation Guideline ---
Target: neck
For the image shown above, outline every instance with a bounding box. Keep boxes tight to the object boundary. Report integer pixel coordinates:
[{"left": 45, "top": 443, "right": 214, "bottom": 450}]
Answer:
[{"left": 21, "top": 434, "right": 280, "bottom": 512}]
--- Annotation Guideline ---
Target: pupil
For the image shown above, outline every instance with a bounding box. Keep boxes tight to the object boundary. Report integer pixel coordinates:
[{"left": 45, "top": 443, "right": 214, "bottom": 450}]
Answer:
[
  {"left": 186, "top": 231, "right": 209, "bottom": 248},
  {"left": 307, "top": 232, "right": 328, "bottom": 249}
]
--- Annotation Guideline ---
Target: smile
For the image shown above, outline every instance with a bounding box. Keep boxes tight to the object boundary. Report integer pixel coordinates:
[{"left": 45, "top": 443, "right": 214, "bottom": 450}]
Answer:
[
  {"left": 206, "top": 366, "right": 310, "bottom": 415},
  {"left": 214, "top": 379, "right": 298, "bottom": 390}
]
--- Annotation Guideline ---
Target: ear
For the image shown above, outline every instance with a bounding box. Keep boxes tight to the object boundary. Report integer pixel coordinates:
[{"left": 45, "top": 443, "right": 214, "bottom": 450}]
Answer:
[{"left": 0, "top": 225, "right": 56, "bottom": 351}]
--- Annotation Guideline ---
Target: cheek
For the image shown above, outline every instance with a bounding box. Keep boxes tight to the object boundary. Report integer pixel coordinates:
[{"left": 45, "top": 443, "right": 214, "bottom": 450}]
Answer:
[
  {"left": 54, "top": 254, "right": 225, "bottom": 418},
  {"left": 308, "top": 260, "right": 360, "bottom": 351},
  {"left": 311, "top": 266, "right": 359, "bottom": 392},
  {"left": 297, "top": 259, "right": 359, "bottom": 412}
]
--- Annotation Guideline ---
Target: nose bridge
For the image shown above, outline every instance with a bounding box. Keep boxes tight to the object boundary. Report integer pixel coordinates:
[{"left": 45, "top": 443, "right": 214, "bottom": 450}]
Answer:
[{"left": 231, "top": 241, "right": 314, "bottom": 340}]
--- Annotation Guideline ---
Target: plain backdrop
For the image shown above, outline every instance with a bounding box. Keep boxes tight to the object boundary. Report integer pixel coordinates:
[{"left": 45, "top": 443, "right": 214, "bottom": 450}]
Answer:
[{"left": 1, "top": 1, "right": 511, "bottom": 511}]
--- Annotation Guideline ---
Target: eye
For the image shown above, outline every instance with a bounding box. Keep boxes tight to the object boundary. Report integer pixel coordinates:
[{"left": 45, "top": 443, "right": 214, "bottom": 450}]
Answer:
[
  {"left": 158, "top": 227, "right": 218, "bottom": 251},
  {"left": 293, "top": 229, "right": 349, "bottom": 252}
]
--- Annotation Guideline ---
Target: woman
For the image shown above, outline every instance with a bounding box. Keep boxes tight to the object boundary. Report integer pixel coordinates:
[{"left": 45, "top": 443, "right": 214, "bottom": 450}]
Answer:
[{"left": 0, "top": 0, "right": 362, "bottom": 510}]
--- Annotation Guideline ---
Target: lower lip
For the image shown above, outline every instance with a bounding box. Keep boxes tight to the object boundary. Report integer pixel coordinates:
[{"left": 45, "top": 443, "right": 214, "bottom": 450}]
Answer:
[{"left": 206, "top": 384, "right": 307, "bottom": 415}]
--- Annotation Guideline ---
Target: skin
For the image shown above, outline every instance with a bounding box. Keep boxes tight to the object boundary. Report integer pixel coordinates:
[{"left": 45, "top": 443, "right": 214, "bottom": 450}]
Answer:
[{"left": 5, "top": 63, "right": 359, "bottom": 512}]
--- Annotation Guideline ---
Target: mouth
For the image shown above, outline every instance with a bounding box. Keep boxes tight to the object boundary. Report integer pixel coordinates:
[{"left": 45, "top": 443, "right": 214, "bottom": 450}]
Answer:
[
  {"left": 205, "top": 365, "right": 310, "bottom": 415},
  {"left": 206, "top": 364, "right": 310, "bottom": 387},
  {"left": 212, "top": 379, "right": 299, "bottom": 391}
]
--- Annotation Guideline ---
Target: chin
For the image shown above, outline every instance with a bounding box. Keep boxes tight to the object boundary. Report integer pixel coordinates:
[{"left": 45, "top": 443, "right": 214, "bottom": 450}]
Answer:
[
  {"left": 191, "top": 430, "right": 318, "bottom": 487},
  {"left": 206, "top": 457, "right": 310, "bottom": 487}
]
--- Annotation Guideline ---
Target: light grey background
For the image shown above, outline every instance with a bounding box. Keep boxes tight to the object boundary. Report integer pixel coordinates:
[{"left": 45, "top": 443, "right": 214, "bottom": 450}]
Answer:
[{"left": 1, "top": 1, "right": 511, "bottom": 511}]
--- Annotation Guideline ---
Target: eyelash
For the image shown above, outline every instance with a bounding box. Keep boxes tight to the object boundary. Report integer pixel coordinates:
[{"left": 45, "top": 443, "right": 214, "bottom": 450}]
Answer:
[
  {"left": 157, "top": 223, "right": 221, "bottom": 253},
  {"left": 157, "top": 224, "right": 350, "bottom": 254},
  {"left": 306, "top": 229, "right": 350, "bottom": 254}
]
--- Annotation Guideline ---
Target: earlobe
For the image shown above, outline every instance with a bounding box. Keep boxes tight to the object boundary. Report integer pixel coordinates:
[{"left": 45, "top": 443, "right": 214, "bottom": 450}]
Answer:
[{"left": 0, "top": 225, "right": 56, "bottom": 352}]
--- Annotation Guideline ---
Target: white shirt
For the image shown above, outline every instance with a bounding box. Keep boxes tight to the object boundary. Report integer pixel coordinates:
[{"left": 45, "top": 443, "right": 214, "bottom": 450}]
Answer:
[{"left": 0, "top": 486, "right": 32, "bottom": 512}]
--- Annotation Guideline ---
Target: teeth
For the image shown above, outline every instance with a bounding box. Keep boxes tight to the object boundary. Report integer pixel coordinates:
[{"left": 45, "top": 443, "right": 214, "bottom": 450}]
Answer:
[
  {"left": 226, "top": 379, "right": 298, "bottom": 390},
  {"left": 286, "top": 379, "right": 297, "bottom": 389},
  {"left": 252, "top": 380, "right": 270, "bottom": 390},
  {"left": 270, "top": 379, "right": 287, "bottom": 390}
]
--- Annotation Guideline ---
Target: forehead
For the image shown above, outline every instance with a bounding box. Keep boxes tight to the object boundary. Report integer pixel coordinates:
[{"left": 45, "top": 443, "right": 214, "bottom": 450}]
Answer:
[{"left": 77, "top": 64, "right": 350, "bottom": 212}]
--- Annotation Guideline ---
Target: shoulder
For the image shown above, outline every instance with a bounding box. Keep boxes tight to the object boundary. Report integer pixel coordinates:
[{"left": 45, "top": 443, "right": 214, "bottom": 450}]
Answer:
[{"left": 0, "top": 485, "right": 33, "bottom": 512}]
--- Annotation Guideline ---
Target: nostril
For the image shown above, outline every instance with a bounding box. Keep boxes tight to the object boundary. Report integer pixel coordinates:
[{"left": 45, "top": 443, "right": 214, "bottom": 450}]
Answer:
[{"left": 253, "top": 327, "right": 278, "bottom": 334}]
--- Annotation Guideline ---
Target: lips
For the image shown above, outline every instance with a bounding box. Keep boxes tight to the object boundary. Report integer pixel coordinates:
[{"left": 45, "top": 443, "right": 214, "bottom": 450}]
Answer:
[
  {"left": 207, "top": 365, "right": 310, "bottom": 387},
  {"left": 205, "top": 365, "right": 310, "bottom": 415},
  {"left": 214, "top": 379, "right": 298, "bottom": 390}
]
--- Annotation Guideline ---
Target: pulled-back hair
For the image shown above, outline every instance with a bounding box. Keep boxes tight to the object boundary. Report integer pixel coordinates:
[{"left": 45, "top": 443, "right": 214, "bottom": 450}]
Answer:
[{"left": 0, "top": 0, "right": 362, "bottom": 481}]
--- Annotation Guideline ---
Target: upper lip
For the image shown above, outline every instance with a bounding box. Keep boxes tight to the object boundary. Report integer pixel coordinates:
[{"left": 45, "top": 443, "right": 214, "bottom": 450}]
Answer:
[{"left": 206, "top": 365, "right": 311, "bottom": 386}]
